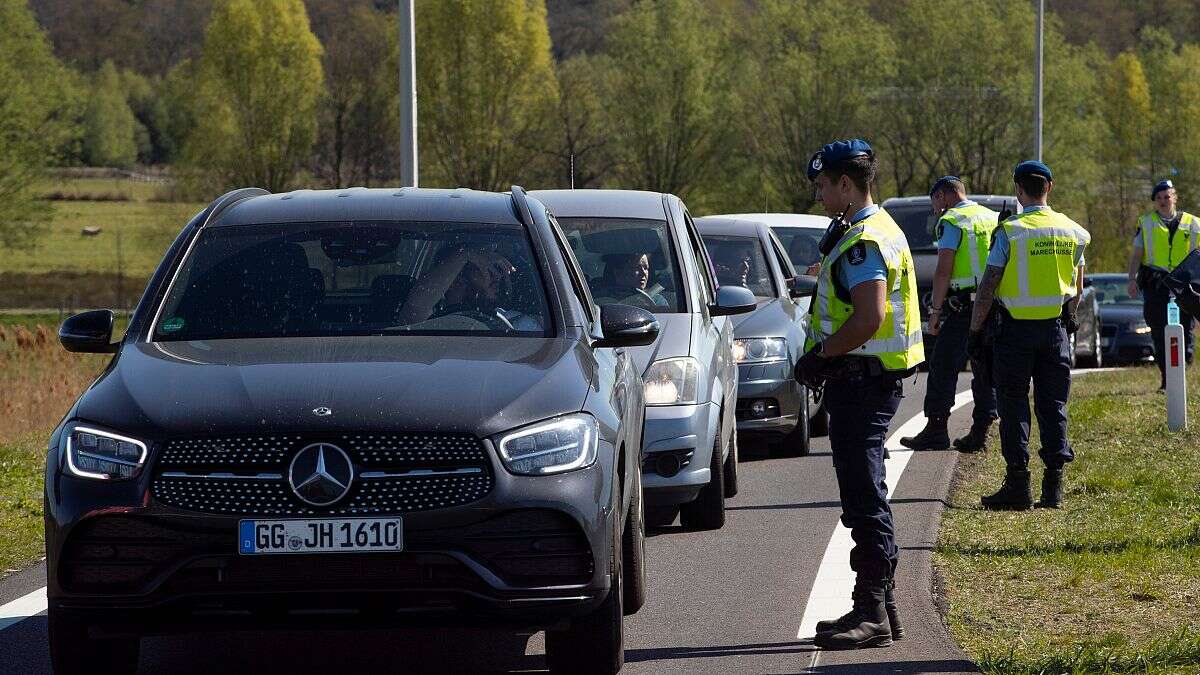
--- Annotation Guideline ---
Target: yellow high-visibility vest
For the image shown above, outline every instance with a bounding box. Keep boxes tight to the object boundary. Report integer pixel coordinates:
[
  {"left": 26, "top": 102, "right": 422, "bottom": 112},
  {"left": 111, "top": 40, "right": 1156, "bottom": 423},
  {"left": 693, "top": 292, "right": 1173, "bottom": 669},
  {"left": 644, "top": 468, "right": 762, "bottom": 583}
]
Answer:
[
  {"left": 805, "top": 210, "right": 924, "bottom": 371},
  {"left": 995, "top": 208, "right": 1090, "bottom": 320},
  {"left": 1138, "top": 211, "right": 1200, "bottom": 272},
  {"left": 938, "top": 202, "right": 998, "bottom": 290}
]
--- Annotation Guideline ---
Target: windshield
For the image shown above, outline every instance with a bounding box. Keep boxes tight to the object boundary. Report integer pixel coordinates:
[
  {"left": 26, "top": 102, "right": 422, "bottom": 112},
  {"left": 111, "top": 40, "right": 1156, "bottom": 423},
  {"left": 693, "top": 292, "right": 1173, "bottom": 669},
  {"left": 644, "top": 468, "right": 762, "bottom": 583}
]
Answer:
[
  {"left": 774, "top": 227, "right": 823, "bottom": 270},
  {"left": 1091, "top": 278, "right": 1140, "bottom": 305},
  {"left": 885, "top": 205, "right": 939, "bottom": 251},
  {"left": 555, "top": 217, "right": 686, "bottom": 313},
  {"left": 152, "top": 221, "right": 551, "bottom": 341},
  {"left": 701, "top": 234, "right": 775, "bottom": 299}
]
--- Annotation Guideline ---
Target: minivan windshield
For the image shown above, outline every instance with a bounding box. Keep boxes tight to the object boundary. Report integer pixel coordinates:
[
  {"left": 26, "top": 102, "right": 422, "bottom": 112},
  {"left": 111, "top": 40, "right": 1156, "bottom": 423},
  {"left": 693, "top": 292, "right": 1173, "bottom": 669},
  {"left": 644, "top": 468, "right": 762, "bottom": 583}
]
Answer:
[
  {"left": 700, "top": 234, "right": 775, "bottom": 299},
  {"left": 555, "top": 217, "right": 686, "bottom": 313},
  {"left": 152, "top": 222, "right": 551, "bottom": 341}
]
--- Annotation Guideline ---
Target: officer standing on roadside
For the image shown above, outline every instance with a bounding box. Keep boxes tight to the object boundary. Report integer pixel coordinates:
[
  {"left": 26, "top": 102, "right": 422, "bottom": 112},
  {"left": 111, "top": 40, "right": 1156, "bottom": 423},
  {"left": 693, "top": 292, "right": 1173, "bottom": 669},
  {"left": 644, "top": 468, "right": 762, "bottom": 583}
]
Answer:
[
  {"left": 1126, "top": 179, "right": 1199, "bottom": 389},
  {"left": 968, "top": 161, "right": 1089, "bottom": 510},
  {"left": 794, "top": 139, "right": 924, "bottom": 650},
  {"left": 900, "top": 177, "right": 999, "bottom": 452}
]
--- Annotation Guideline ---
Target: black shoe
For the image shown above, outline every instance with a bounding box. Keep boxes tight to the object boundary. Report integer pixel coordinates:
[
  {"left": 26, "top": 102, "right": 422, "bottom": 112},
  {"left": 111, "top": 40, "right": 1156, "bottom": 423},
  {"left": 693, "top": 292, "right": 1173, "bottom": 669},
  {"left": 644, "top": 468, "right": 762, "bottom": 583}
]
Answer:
[
  {"left": 813, "top": 580, "right": 893, "bottom": 650},
  {"left": 953, "top": 418, "right": 994, "bottom": 453},
  {"left": 814, "top": 580, "right": 902, "bottom": 640},
  {"left": 1034, "top": 468, "right": 1063, "bottom": 509},
  {"left": 899, "top": 415, "right": 950, "bottom": 450},
  {"left": 981, "top": 467, "right": 1033, "bottom": 510}
]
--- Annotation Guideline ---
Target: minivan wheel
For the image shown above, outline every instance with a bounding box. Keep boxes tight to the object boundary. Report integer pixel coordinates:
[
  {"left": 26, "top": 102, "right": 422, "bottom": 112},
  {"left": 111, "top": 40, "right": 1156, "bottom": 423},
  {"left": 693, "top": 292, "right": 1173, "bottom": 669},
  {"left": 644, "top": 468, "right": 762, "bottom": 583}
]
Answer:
[
  {"left": 49, "top": 609, "right": 140, "bottom": 675},
  {"left": 680, "top": 434, "right": 726, "bottom": 530},
  {"left": 545, "top": 519, "right": 624, "bottom": 674},
  {"left": 722, "top": 430, "right": 739, "bottom": 498},
  {"left": 622, "top": 467, "right": 647, "bottom": 615}
]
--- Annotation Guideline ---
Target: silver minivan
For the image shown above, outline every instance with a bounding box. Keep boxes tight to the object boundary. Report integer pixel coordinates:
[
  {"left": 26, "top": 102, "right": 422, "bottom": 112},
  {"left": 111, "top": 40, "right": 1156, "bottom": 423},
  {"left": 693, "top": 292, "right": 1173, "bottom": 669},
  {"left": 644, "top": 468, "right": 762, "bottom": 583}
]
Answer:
[{"left": 532, "top": 190, "right": 756, "bottom": 530}]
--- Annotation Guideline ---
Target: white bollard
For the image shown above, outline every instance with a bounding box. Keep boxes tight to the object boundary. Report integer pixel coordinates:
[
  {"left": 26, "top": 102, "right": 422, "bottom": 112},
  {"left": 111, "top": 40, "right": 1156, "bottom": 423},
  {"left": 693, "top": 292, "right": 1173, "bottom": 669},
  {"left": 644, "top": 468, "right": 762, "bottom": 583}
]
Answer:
[{"left": 1165, "top": 323, "right": 1187, "bottom": 431}]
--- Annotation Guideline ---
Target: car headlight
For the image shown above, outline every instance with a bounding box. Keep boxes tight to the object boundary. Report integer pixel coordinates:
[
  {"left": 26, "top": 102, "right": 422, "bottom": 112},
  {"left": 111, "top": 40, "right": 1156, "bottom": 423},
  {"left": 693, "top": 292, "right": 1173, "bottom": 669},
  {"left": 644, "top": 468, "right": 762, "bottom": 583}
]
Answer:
[
  {"left": 494, "top": 413, "right": 598, "bottom": 476},
  {"left": 1132, "top": 321, "right": 1152, "bottom": 334},
  {"left": 644, "top": 357, "right": 700, "bottom": 406},
  {"left": 63, "top": 425, "right": 148, "bottom": 480},
  {"left": 733, "top": 338, "right": 787, "bottom": 364}
]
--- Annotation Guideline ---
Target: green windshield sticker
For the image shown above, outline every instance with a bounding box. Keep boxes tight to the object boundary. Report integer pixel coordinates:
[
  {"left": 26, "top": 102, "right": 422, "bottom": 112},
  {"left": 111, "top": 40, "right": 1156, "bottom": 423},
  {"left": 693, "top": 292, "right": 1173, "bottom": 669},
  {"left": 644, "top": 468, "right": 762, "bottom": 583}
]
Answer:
[{"left": 160, "top": 317, "right": 185, "bottom": 333}]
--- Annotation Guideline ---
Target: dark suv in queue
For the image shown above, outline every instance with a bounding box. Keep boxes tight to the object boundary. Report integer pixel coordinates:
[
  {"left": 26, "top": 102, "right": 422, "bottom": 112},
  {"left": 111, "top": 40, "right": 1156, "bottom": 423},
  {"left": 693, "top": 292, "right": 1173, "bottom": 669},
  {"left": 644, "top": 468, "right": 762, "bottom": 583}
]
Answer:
[{"left": 45, "top": 186, "right": 657, "bottom": 675}]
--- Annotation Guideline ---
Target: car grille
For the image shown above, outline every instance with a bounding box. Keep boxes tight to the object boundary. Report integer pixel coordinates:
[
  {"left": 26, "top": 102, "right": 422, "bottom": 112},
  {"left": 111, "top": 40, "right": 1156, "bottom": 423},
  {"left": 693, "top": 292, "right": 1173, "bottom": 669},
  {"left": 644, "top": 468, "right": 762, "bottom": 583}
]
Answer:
[
  {"left": 60, "top": 510, "right": 592, "bottom": 594},
  {"left": 151, "top": 433, "right": 494, "bottom": 516}
]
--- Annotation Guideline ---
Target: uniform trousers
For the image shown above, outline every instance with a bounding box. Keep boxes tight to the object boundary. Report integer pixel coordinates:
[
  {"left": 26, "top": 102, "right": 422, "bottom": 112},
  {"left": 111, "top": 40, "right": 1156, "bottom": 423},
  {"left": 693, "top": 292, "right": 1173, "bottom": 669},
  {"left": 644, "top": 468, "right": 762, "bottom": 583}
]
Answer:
[
  {"left": 992, "top": 316, "right": 1074, "bottom": 471},
  {"left": 924, "top": 302, "right": 997, "bottom": 423}
]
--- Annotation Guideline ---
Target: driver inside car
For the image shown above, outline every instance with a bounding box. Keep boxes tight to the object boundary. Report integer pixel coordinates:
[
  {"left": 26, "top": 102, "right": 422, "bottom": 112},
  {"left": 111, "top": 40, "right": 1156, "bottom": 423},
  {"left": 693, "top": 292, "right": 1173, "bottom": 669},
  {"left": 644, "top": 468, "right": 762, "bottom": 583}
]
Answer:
[
  {"left": 592, "top": 252, "right": 669, "bottom": 309},
  {"left": 397, "top": 243, "right": 539, "bottom": 331},
  {"left": 712, "top": 244, "right": 753, "bottom": 288}
]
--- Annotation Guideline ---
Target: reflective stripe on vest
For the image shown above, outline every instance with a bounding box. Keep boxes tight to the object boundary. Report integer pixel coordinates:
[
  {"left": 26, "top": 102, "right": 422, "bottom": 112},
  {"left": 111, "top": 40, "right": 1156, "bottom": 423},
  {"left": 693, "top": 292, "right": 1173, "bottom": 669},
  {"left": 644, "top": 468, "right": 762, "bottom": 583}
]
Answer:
[
  {"left": 1139, "top": 212, "right": 1200, "bottom": 272},
  {"left": 995, "top": 209, "right": 1091, "bottom": 320},
  {"left": 805, "top": 210, "right": 925, "bottom": 371},
  {"left": 941, "top": 203, "right": 998, "bottom": 290}
]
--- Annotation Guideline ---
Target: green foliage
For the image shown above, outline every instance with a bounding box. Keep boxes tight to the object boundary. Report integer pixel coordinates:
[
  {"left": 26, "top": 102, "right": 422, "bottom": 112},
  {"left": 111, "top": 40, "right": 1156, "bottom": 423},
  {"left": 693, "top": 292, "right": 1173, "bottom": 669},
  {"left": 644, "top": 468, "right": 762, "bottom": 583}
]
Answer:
[
  {"left": 1099, "top": 52, "right": 1153, "bottom": 232},
  {"left": 416, "top": 0, "right": 559, "bottom": 191},
  {"left": 0, "top": 0, "right": 82, "bottom": 249},
  {"left": 594, "top": 0, "right": 735, "bottom": 201},
  {"left": 182, "top": 0, "right": 324, "bottom": 193},
  {"left": 82, "top": 61, "right": 141, "bottom": 168},
  {"left": 545, "top": 55, "right": 616, "bottom": 189},
  {"left": 312, "top": 5, "right": 399, "bottom": 188}
]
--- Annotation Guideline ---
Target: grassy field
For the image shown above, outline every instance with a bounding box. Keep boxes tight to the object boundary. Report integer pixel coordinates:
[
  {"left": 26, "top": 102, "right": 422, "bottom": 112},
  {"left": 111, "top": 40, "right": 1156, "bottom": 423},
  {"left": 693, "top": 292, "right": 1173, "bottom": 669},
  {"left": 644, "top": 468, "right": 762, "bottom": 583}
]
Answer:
[
  {"left": 0, "top": 322, "right": 111, "bottom": 574},
  {"left": 0, "top": 178, "right": 204, "bottom": 309},
  {"left": 936, "top": 365, "right": 1200, "bottom": 674}
]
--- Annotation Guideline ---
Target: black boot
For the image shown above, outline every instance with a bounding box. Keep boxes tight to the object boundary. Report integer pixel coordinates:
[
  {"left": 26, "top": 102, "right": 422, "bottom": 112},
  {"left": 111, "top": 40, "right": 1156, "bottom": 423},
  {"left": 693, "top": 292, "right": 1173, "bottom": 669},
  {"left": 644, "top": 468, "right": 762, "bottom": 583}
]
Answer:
[
  {"left": 953, "top": 417, "right": 994, "bottom": 453},
  {"left": 884, "top": 578, "right": 903, "bottom": 639},
  {"left": 813, "top": 580, "right": 893, "bottom": 649},
  {"left": 1035, "top": 468, "right": 1063, "bottom": 509},
  {"left": 899, "top": 415, "right": 950, "bottom": 450},
  {"left": 980, "top": 467, "right": 1033, "bottom": 510}
]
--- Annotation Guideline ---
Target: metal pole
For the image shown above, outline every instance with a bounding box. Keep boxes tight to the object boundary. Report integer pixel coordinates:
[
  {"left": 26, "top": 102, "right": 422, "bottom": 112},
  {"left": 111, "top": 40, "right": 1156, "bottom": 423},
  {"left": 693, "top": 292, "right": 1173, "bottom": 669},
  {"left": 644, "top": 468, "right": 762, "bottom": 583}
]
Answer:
[
  {"left": 1034, "top": 0, "right": 1044, "bottom": 161},
  {"left": 398, "top": 0, "right": 418, "bottom": 187}
]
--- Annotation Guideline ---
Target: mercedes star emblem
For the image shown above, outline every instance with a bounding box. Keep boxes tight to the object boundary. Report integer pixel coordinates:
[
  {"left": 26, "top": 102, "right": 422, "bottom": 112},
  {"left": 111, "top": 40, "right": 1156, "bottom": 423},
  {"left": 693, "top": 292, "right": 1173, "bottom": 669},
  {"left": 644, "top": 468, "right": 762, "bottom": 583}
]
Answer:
[
  {"left": 288, "top": 443, "right": 354, "bottom": 506},
  {"left": 312, "top": 406, "right": 333, "bottom": 417}
]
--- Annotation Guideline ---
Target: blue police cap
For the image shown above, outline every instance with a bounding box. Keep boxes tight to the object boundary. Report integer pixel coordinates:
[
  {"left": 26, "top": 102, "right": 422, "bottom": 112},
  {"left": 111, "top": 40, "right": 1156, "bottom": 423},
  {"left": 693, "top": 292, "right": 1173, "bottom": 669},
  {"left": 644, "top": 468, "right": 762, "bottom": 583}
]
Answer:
[
  {"left": 929, "top": 175, "right": 961, "bottom": 197},
  {"left": 807, "top": 139, "right": 873, "bottom": 181},
  {"left": 1151, "top": 179, "right": 1175, "bottom": 200},
  {"left": 1013, "top": 160, "right": 1052, "bottom": 182}
]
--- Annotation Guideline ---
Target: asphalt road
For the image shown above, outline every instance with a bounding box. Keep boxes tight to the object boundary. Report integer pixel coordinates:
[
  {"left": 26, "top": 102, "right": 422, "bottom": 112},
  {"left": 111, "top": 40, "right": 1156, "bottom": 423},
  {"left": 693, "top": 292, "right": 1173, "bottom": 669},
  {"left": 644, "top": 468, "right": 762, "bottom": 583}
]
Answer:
[{"left": 0, "top": 373, "right": 980, "bottom": 674}]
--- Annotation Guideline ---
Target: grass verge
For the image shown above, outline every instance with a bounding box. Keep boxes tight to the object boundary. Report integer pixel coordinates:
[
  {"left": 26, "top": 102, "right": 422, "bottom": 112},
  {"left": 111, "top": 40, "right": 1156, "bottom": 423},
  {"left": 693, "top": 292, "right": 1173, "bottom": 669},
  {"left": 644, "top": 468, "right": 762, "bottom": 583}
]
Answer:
[{"left": 936, "top": 364, "right": 1200, "bottom": 674}]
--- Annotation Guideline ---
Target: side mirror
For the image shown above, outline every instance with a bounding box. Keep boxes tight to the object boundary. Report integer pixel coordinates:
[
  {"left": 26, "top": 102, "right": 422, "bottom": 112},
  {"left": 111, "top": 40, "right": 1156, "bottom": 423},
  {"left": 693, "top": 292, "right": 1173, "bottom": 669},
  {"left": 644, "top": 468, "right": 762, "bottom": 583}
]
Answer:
[
  {"left": 59, "top": 309, "right": 117, "bottom": 353},
  {"left": 1082, "top": 277, "right": 1093, "bottom": 288},
  {"left": 787, "top": 274, "right": 818, "bottom": 299},
  {"left": 594, "top": 304, "right": 660, "bottom": 348},
  {"left": 709, "top": 285, "right": 757, "bottom": 316}
]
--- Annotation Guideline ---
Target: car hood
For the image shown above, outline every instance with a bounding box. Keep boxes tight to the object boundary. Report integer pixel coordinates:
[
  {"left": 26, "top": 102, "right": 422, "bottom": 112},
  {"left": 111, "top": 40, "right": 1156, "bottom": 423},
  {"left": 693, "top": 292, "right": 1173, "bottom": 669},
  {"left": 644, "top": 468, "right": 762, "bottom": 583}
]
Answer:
[
  {"left": 77, "top": 336, "right": 594, "bottom": 439},
  {"left": 1099, "top": 304, "right": 1144, "bottom": 324},
  {"left": 730, "top": 298, "right": 795, "bottom": 338}
]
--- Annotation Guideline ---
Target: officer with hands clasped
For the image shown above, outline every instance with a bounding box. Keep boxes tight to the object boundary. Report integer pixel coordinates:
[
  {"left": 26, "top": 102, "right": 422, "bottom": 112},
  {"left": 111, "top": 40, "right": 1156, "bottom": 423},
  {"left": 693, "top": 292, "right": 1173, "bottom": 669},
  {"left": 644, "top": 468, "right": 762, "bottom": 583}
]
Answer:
[
  {"left": 794, "top": 139, "right": 925, "bottom": 650},
  {"left": 900, "top": 176, "right": 999, "bottom": 452},
  {"left": 968, "top": 161, "right": 1090, "bottom": 510},
  {"left": 1126, "top": 179, "right": 1198, "bottom": 389}
]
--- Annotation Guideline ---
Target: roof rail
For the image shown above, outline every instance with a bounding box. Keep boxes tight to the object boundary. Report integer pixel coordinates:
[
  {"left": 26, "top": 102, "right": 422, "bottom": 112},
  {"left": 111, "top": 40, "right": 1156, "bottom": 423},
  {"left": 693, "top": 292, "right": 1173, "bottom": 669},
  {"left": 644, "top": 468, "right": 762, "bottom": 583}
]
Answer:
[
  {"left": 510, "top": 185, "right": 534, "bottom": 226},
  {"left": 201, "top": 187, "right": 270, "bottom": 227}
]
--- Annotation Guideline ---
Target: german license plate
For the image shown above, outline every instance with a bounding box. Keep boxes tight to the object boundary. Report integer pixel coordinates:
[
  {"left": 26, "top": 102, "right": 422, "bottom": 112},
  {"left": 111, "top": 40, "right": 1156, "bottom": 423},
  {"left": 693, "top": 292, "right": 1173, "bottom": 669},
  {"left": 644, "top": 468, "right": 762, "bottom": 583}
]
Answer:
[
  {"left": 239, "top": 518, "right": 403, "bottom": 555},
  {"left": 1100, "top": 338, "right": 1112, "bottom": 348}
]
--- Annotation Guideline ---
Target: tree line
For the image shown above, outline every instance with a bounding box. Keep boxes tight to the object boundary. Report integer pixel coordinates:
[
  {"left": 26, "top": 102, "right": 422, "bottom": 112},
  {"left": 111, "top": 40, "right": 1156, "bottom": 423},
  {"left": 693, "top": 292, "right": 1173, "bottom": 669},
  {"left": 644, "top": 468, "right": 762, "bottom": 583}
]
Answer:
[{"left": 5, "top": 0, "right": 1200, "bottom": 270}]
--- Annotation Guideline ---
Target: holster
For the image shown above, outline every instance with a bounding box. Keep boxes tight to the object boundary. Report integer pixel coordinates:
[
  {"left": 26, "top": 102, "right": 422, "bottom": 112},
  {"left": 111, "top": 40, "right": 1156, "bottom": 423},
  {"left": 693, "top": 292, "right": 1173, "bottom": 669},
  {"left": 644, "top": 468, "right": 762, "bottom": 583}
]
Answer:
[
  {"left": 1137, "top": 265, "right": 1168, "bottom": 295},
  {"left": 943, "top": 289, "right": 974, "bottom": 314}
]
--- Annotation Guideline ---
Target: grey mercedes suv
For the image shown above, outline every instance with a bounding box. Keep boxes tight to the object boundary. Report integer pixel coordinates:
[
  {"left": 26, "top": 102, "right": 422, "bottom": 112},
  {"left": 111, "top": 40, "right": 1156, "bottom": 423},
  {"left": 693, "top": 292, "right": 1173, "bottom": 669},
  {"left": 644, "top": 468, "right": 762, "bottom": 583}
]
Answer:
[{"left": 531, "top": 190, "right": 756, "bottom": 531}]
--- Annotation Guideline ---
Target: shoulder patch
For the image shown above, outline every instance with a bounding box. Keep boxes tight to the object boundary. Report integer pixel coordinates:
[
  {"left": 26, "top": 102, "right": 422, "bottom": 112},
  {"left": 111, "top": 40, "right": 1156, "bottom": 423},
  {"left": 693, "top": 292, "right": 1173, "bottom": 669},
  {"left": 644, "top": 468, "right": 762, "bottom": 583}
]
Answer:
[{"left": 846, "top": 242, "right": 867, "bottom": 265}]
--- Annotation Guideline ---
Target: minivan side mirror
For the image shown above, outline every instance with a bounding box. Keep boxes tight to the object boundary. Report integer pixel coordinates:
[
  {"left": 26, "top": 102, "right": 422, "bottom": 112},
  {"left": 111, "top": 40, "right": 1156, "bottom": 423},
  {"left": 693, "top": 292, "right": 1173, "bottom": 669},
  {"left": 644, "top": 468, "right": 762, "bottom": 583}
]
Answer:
[
  {"left": 594, "top": 304, "right": 660, "bottom": 348},
  {"left": 59, "top": 309, "right": 117, "bottom": 353},
  {"left": 709, "top": 285, "right": 757, "bottom": 316},
  {"left": 787, "top": 275, "right": 818, "bottom": 299}
]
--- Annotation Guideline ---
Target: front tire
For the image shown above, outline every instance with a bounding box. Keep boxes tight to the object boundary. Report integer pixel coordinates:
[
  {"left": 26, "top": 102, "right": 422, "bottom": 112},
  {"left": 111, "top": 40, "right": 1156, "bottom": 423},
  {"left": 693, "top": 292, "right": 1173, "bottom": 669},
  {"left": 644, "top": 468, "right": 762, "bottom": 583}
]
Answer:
[
  {"left": 49, "top": 610, "right": 140, "bottom": 675},
  {"left": 622, "top": 467, "right": 647, "bottom": 615},
  {"left": 680, "top": 432, "right": 726, "bottom": 530},
  {"left": 770, "top": 386, "right": 811, "bottom": 457},
  {"left": 545, "top": 518, "right": 624, "bottom": 674},
  {"left": 723, "top": 429, "right": 739, "bottom": 498},
  {"left": 809, "top": 386, "right": 829, "bottom": 437}
]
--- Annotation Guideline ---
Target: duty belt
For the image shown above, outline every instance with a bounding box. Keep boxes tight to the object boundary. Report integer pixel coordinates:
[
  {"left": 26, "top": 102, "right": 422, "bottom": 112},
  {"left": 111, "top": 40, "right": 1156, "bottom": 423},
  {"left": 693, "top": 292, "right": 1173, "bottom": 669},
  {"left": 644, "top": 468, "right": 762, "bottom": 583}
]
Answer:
[
  {"left": 820, "top": 355, "right": 913, "bottom": 382},
  {"left": 944, "top": 289, "right": 975, "bottom": 314}
]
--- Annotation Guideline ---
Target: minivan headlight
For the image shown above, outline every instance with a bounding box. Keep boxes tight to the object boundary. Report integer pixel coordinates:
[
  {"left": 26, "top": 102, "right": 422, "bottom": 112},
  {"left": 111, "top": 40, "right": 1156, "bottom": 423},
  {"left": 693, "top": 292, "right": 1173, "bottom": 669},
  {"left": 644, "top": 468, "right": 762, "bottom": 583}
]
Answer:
[
  {"left": 733, "top": 338, "right": 787, "bottom": 364},
  {"left": 495, "top": 413, "right": 598, "bottom": 476},
  {"left": 644, "top": 357, "right": 700, "bottom": 406},
  {"left": 64, "top": 426, "right": 148, "bottom": 480}
]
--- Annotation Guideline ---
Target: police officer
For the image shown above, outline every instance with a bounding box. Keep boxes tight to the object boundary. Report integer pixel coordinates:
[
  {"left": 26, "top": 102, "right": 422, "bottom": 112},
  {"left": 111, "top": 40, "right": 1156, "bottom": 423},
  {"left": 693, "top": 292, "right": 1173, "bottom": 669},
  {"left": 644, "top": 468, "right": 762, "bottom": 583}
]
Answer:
[
  {"left": 794, "top": 139, "right": 924, "bottom": 649},
  {"left": 968, "top": 161, "right": 1089, "bottom": 510},
  {"left": 1126, "top": 179, "right": 1199, "bottom": 389},
  {"left": 900, "top": 177, "right": 999, "bottom": 452}
]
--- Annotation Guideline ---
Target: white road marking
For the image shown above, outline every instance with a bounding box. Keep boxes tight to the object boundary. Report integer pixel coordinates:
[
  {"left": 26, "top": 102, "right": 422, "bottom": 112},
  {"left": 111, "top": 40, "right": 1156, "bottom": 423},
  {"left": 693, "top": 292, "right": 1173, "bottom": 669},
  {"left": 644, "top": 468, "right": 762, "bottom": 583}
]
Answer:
[
  {"left": 0, "top": 586, "right": 47, "bottom": 631},
  {"left": 797, "top": 389, "right": 974, "bottom": 639}
]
